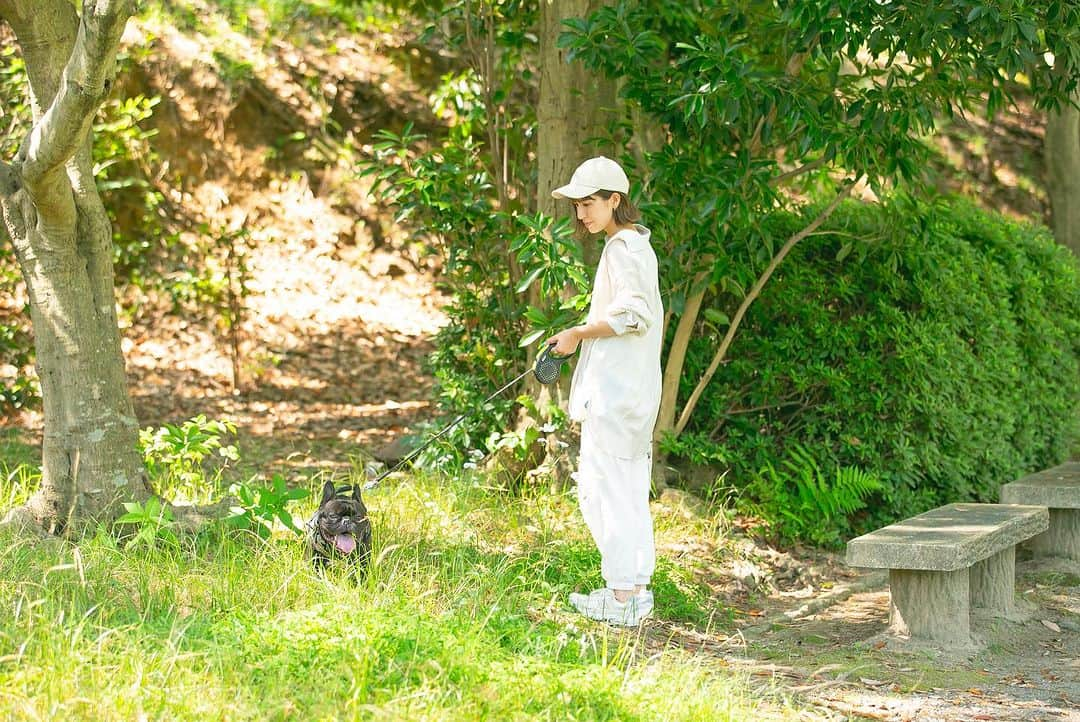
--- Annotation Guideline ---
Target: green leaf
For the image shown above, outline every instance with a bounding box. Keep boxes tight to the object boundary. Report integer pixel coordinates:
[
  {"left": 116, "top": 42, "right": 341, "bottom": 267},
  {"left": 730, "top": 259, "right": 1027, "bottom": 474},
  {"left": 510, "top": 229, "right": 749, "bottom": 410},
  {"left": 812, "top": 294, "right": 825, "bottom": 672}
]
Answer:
[
  {"left": 519, "top": 328, "right": 546, "bottom": 347},
  {"left": 703, "top": 309, "right": 730, "bottom": 326},
  {"left": 515, "top": 266, "right": 545, "bottom": 294}
]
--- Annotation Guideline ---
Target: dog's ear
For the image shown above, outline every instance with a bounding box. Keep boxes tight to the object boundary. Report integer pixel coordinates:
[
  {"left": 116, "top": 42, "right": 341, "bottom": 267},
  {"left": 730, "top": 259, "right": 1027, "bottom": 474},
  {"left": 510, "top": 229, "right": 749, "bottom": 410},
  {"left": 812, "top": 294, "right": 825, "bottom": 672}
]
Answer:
[
  {"left": 320, "top": 480, "right": 336, "bottom": 506},
  {"left": 351, "top": 484, "right": 362, "bottom": 500}
]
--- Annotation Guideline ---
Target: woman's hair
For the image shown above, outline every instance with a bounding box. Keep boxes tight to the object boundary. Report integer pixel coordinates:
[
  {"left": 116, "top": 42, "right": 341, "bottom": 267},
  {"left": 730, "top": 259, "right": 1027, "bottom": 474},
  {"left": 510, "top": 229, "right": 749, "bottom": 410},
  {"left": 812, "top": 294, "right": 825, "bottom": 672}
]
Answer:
[{"left": 569, "top": 190, "right": 640, "bottom": 237}]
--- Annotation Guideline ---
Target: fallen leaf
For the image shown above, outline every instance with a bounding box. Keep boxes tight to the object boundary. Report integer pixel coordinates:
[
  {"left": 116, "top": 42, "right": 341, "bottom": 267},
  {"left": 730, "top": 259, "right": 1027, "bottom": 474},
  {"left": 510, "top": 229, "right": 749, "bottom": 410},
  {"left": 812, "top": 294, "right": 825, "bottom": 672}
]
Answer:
[
  {"left": 968, "top": 688, "right": 983, "bottom": 695},
  {"left": 1041, "top": 619, "right": 1061, "bottom": 633},
  {"left": 860, "top": 677, "right": 886, "bottom": 687}
]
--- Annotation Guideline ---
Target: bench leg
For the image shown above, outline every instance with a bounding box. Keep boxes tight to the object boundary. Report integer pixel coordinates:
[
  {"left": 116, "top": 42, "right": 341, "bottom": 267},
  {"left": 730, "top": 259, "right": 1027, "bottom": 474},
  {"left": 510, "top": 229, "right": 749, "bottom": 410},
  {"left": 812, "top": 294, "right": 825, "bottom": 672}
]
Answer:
[
  {"left": 888, "top": 568, "right": 970, "bottom": 645},
  {"left": 970, "top": 546, "right": 1015, "bottom": 617},
  {"left": 1026, "top": 509, "right": 1080, "bottom": 561}
]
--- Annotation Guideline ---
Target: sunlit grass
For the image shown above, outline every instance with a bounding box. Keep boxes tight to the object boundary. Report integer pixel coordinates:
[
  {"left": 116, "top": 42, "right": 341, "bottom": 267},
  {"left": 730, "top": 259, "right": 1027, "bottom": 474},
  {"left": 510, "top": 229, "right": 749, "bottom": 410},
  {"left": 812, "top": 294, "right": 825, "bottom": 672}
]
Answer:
[{"left": 0, "top": 457, "right": 810, "bottom": 720}]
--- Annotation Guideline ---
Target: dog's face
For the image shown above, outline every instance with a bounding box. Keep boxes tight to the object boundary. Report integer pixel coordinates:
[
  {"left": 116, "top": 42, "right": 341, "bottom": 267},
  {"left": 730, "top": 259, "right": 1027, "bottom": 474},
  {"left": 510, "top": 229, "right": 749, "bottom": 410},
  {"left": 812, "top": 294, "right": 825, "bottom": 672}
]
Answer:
[{"left": 309, "top": 481, "right": 372, "bottom": 564}]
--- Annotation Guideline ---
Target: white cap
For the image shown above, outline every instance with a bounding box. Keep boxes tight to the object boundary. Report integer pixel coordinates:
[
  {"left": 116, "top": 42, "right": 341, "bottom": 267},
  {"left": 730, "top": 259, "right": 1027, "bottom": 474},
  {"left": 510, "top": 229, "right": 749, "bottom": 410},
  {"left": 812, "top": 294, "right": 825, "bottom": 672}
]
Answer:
[{"left": 551, "top": 156, "right": 629, "bottom": 199}]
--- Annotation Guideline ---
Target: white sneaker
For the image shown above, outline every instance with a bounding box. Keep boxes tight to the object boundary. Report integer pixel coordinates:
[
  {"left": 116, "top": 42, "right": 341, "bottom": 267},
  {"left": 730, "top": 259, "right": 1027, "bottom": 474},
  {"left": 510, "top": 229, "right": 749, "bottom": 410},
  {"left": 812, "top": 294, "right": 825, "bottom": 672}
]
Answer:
[{"left": 569, "top": 588, "right": 653, "bottom": 626}]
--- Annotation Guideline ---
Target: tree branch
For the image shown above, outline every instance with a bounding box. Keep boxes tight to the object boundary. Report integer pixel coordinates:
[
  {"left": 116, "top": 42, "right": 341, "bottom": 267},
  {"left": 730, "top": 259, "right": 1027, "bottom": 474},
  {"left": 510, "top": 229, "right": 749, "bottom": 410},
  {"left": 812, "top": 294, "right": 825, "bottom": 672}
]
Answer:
[
  {"left": 1, "top": 1, "right": 80, "bottom": 120},
  {"left": 674, "top": 178, "right": 859, "bottom": 434},
  {"left": 769, "top": 155, "right": 828, "bottom": 187},
  {"left": 19, "top": 0, "right": 136, "bottom": 196}
]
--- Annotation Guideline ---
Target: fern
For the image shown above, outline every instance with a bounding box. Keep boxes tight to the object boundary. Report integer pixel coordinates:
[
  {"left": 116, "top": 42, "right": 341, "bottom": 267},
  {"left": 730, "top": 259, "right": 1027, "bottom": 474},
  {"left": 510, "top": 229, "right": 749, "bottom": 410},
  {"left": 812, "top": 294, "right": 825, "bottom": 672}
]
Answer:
[{"left": 750, "top": 444, "right": 882, "bottom": 547}]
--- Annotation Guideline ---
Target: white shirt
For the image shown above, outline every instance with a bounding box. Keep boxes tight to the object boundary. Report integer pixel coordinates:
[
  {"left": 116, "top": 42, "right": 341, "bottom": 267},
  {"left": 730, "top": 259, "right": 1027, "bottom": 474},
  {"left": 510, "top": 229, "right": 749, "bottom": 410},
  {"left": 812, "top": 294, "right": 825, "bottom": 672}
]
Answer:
[{"left": 569, "top": 224, "right": 663, "bottom": 459}]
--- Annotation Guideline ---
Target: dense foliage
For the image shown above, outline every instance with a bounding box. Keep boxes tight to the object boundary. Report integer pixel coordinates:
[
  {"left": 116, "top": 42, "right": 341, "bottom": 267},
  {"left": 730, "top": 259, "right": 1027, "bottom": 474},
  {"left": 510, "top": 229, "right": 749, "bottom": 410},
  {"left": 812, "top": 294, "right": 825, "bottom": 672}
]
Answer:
[
  {"left": 665, "top": 196, "right": 1080, "bottom": 543},
  {"left": 561, "top": 0, "right": 1080, "bottom": 441}
]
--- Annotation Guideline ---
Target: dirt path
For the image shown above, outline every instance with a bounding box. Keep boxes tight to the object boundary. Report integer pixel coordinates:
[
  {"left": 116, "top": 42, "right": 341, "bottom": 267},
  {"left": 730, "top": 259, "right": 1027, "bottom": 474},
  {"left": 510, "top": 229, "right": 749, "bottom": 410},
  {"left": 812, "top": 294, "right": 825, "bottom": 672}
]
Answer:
[
  {"left": 645, "top": 532, "right": 1080, "bottom": 721},
  {"left": 124, "top": 229, "right": 447, "bottom": 476}
]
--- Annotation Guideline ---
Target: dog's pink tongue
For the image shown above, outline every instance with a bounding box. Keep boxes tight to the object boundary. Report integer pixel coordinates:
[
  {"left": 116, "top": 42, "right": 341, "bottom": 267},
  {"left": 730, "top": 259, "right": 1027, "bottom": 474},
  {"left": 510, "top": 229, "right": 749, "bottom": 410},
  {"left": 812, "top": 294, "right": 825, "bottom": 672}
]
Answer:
[{"left": 334, "top": 534, "right": 356, "bottom": 554}]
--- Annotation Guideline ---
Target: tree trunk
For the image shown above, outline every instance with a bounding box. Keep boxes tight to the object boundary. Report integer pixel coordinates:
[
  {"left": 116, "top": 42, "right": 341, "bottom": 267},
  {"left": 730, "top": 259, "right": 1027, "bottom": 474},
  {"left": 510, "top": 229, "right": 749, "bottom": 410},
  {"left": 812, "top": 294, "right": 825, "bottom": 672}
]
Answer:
[
  {"left": 1045, "top": 92, "right": 1080, "bottom": 257},
  {"left": 651, "top": 276, "right": 706, "bottom": 484},
  {"left": 0, "top": 0, "right": 149, "bottom": 535},
  {"left": 536, "top": 0, "right": 617, "bottom": 249},
  {"left": 523, "top": 0, "right": 618, "bottom": 484}
]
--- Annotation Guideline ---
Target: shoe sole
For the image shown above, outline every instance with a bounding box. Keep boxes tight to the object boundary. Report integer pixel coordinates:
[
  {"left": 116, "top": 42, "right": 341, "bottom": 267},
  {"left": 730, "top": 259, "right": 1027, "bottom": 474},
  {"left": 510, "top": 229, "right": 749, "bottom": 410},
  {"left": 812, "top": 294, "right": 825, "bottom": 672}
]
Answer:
[{"left": 569, "top": 601, "right": 654, "bottom": 626}]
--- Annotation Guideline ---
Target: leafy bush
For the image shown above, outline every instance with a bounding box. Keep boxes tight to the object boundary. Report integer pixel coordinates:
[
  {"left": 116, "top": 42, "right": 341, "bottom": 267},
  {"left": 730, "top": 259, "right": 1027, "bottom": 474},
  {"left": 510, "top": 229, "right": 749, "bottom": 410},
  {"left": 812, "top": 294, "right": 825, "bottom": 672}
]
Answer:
[
  {"left": 92, "top": 90, "right": 171, "bottom": 278},
  {"left": 362, "top": 126, "right": 525, "bottom": 467},
  {"left": 664, "top": 195, "right": 1080, "bottom": 537},
  {"left": 362, "top": 116, "right": 579, "bottom": 472},
  {"left": 139, "top": 415, "right": 240, "bottom": 503}
]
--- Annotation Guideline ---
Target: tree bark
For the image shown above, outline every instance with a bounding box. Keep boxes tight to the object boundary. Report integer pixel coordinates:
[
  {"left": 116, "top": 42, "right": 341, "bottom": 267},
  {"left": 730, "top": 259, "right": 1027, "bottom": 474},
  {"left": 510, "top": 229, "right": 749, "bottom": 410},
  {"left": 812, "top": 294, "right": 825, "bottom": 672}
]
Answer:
[
  {"left": 1045, "top": 92, "right": 1080, "bottom": 258},
  {"left": 0, "top": 0, "right": 149, "bottom": 535},
  {"left": 651, "top": 273, "right": 706, "bottom": 482},
  {"left": 536, "top": 0, "right": 617, "bottom": 251},
  {"left": 524, "top": 0, "right": 618, "bottom": 484}
]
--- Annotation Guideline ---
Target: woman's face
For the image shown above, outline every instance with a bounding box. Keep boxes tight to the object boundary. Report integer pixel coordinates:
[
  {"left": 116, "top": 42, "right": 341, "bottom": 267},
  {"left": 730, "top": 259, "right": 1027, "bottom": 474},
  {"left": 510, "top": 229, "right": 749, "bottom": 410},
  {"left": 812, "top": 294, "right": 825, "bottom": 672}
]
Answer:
[{"left": 573, "top": 193, "right": 620, "bottom": 235}]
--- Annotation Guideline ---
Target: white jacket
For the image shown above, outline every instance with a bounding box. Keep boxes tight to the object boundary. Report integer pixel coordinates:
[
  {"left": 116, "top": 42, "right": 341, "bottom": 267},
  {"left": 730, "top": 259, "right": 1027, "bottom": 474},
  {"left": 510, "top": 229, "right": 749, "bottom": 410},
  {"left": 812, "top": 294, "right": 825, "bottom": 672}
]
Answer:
[{"left": 569, "top": 224, "right": 663, "bottom": 458}]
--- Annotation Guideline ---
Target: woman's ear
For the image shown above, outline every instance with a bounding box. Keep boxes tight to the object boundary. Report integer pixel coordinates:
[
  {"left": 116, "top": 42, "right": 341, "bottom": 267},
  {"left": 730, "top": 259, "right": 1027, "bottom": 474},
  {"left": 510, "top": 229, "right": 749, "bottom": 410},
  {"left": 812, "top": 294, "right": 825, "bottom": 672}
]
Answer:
[{"left": 610, "top": 192, "right": 621, "bottom": 209}]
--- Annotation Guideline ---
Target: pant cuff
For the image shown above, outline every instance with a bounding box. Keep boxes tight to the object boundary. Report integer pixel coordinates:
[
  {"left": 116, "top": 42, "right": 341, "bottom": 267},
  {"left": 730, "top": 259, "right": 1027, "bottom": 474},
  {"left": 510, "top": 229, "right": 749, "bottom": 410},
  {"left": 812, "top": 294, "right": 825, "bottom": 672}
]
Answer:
[{"left": 607, "top": 581, "right": 636, "bottom": 592}]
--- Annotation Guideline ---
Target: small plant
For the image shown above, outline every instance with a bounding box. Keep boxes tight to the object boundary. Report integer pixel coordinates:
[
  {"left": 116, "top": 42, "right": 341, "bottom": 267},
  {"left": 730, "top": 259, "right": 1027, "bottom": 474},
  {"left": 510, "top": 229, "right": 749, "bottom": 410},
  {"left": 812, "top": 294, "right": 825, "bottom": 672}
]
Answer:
[
  {"left": 489, "top": 424, "right": 542, "bottom": 463},
  {"left": 512, "top": 212, "right": 590, "bottom": 348},
  {"left": 225, "top": 474, "right": 310, "bottom": 540},
  {"left": 139, "top": 415, "right": 239, "bottom": 503},
  {"left": 114, "top": 497, "right": 178, "bottom": 550},
  {"left": 744, "top": 444, "right": 882, "bottom": 548}
]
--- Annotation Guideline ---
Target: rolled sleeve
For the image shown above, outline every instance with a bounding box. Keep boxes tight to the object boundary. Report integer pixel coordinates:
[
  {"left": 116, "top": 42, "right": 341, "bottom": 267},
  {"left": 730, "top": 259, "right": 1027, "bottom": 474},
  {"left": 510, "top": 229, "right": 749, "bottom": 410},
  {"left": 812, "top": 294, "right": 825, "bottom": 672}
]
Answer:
[{"left": 603, "top": 239, "right": 655, "bottom": 336}]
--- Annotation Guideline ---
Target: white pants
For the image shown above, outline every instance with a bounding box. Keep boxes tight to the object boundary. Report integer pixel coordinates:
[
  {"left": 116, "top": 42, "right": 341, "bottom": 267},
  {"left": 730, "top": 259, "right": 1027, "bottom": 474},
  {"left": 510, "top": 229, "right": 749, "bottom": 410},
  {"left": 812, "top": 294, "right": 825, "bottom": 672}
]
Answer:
[{"left": 574, "top": 420, "right": 656, "bottom": 591}]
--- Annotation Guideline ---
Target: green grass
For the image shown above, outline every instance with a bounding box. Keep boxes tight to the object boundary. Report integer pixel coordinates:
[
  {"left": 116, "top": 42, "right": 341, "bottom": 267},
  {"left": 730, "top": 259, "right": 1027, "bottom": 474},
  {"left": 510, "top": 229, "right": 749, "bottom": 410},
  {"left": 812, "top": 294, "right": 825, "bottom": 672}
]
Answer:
[
  {"left": 0, "top": 428, "right": 39, "bottom": 509},
  {"left": 0, "top": 461, "right": 811, "bottom": 721}
]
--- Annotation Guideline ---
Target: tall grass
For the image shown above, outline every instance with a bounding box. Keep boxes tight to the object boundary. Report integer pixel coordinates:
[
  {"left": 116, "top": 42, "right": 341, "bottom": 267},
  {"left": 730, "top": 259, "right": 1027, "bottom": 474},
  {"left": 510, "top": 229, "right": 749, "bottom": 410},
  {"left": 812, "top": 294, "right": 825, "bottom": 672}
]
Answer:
[{"left": 0, "top": 459, "right": 810, "bottom": 720}]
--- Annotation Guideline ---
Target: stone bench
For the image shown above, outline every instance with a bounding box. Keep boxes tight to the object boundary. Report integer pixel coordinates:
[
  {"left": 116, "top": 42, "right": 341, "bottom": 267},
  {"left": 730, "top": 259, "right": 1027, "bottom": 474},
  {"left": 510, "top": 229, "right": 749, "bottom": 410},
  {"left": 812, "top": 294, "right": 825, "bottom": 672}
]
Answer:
[
  {"left": 1000, "top": 462, "right": 1080, "bottom": 562},
  {"left": 846, "top": 503, "right": 1048, "bottom": 646}
]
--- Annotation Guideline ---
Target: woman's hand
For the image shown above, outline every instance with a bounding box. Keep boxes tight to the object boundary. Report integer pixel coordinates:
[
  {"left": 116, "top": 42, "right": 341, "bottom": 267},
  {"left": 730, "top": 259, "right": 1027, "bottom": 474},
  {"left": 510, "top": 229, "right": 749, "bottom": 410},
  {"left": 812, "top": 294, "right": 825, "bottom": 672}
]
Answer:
[{"left": 546, "top": 327, "right": 582, "bottom": 356}]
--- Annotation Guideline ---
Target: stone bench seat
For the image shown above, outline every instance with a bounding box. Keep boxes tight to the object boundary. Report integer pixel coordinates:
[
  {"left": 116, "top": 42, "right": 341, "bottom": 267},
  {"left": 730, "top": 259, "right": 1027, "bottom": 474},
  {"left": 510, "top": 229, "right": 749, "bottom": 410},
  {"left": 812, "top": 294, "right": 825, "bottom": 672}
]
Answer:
[
  {"left": 1001, "top": 462, "right": 1080, "bottom": 562},
  {"left": 846, "top": 503, "right": 1048, "bottom": 646}
]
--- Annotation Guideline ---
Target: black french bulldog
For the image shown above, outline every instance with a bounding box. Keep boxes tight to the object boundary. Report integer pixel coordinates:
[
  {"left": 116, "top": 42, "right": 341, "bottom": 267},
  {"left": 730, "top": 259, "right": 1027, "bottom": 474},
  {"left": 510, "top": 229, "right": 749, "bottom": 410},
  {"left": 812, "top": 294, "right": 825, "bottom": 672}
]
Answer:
[{"left": 306, "top": 481, "right": 372, "bottom": 572}]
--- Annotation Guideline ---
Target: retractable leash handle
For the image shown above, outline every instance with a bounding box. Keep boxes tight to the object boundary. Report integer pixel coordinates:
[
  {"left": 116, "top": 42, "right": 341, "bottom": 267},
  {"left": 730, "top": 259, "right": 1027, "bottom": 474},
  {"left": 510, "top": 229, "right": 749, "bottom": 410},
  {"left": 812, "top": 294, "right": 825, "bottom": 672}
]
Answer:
[
  {"left": 533, "top": 343, "right": 573, "bottom": 385},
  {"left": 363, "top": 344, "right": 575, "bottom": 490}
]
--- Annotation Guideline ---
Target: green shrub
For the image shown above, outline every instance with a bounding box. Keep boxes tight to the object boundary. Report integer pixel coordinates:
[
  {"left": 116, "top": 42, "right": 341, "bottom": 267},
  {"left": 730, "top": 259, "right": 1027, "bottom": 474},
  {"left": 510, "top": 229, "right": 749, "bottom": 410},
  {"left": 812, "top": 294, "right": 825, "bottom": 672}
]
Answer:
[
  {"left": 664, "top": 195, "right": 1080, "bottom": 539},
  {"left": 362, "top": 125, "right": 525, "bottom": 468},
  {"left": 139, "top": 415, "right": 240, "bottom": 503}
]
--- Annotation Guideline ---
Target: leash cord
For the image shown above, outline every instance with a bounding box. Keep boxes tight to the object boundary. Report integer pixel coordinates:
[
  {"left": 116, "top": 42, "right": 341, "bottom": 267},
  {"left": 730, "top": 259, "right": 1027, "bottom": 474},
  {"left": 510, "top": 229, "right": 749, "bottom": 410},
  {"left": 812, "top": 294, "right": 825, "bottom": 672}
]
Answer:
[{"left": 363, "top": 366, "right": 534, "bottom": 490}]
